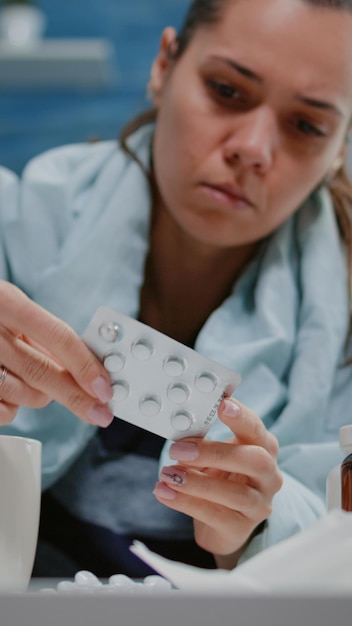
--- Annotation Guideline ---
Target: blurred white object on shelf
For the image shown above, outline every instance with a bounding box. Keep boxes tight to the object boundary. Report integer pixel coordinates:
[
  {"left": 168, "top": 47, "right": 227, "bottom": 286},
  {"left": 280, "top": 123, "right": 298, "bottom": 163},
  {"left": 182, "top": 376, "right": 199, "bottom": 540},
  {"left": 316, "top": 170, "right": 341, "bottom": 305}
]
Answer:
[
  {"left": 0, "top": 38, "right": 117, "bottom": 89},
  {"left": 0, "top": 1, "right": 116, "bottom": 89},
  {"left": 0, "top": 3, "right": 46, "bottom": 47}
]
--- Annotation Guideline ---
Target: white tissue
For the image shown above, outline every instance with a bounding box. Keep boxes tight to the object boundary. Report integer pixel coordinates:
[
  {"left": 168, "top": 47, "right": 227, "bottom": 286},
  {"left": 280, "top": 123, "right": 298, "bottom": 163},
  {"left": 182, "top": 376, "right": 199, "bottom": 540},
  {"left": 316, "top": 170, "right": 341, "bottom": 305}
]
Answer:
[{"left": 130, "top": 510, "right": 352, "bottom": 593}]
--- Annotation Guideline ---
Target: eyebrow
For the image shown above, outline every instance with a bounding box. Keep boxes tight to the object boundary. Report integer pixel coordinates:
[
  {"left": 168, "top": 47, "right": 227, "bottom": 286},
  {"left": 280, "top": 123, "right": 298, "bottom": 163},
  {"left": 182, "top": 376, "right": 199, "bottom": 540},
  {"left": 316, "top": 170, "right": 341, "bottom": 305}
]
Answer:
[
  {"left": 210, "top": 55, "right": 262, "bottom": 83},
  {"left": 295, "top": 96, "right": 343, "bottom": 118},
  {"left": 209, "top": 55, "right": 343, "bottom": 118}
]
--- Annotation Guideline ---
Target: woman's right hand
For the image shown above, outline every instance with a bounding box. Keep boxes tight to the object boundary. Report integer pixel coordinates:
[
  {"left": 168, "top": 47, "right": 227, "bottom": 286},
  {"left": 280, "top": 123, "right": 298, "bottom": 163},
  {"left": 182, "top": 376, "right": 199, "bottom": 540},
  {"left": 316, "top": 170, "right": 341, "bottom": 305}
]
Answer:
[{"left": 0, "top": 281, "right": 114, "bottom": 426}]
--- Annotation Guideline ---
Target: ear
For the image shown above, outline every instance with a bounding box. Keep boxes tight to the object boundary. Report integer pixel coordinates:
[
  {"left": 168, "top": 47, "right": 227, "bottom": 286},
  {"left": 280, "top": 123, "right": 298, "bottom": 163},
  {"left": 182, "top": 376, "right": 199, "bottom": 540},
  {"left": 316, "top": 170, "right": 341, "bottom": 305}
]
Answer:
[{"left": 148, "top": 27, "right": 178, "bottom": 107}]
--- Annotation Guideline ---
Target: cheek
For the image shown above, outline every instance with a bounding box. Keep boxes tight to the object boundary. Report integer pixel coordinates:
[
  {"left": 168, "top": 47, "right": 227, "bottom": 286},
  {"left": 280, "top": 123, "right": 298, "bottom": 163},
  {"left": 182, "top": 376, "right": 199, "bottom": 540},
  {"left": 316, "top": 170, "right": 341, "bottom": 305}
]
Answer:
[
  {"left": 270, "top": 150, "right": 332, "bottom": 211},
  {"left": 154, "top": 111, "right": 204, "bottom": 191},
  {"left": 158, "top": 81, "right": 216, "bottom": 161},
  {"left": 253, "top": 162, "right": 322, "bottom": 237},
  {"left": 153, "top": 129, "right": 186, "bottom": 208}
]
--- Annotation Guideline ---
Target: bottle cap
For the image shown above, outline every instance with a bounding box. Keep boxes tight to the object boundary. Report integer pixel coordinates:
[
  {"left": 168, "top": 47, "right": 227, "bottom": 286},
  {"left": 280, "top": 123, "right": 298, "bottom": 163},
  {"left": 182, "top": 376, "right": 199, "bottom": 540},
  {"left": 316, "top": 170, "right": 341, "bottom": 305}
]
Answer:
[{"left": 339, "top": 425, "right": 352, "bottom": 454}]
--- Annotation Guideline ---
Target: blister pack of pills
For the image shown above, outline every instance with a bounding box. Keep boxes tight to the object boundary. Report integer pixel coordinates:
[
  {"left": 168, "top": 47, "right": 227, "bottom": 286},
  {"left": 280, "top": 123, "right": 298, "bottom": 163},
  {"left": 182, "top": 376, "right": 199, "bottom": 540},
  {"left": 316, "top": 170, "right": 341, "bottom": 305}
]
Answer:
[{"left": 83, "top": 306, "right": 240, "bottom": 440}]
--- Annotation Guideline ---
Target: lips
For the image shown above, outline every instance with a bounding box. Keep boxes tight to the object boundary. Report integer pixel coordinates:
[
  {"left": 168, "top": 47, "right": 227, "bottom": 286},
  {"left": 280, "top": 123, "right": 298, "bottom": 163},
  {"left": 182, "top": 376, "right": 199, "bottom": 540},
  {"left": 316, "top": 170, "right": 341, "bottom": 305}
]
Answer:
[{"left": 201, "top": 182, "right": 254, "bottom": 209}]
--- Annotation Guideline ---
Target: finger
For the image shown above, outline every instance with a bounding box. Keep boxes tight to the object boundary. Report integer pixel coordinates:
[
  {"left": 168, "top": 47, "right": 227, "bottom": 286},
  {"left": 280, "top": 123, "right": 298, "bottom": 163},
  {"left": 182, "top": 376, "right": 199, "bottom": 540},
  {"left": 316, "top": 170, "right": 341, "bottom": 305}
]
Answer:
[
  {"left": 0, "top": 400, "right": 19, "bottom": 425},
  {"left": 0, "top": 333, "right": 114, "bottom": 426},
  {"left": 153, "top": 481, "right": 260, "bottom": 554},
  {"left": 0, "top": 282, "right": 113, "bottom": 403},
  {"left": 0, "top": 369, "right": 50, "bottom": 408},
  {"left": 218, "top": 398, "right": 279, "bottom": 456},
  {"left": 158, "top": 465, "right": 267, "bottom": 515},
  {"left": 163, "top": 436, "right": 282, "bottom": 489},
  {"left": 168, "top": 438, "right": 278, "bottom": 481}
]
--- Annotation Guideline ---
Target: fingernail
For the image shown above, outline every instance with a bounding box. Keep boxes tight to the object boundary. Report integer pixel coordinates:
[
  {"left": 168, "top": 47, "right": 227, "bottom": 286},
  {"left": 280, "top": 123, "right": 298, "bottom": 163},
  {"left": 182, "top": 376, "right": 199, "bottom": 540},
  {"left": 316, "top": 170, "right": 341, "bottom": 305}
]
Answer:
[
  {"left": 160, "top": 466, "right": 188, "bottom": 486},
  {"left": 87, "top": 404, "right": 114, "bottom": 427},
  {"left": 222, "top": 398, "right": 241, "bottom": 418},
  {"left": 153, "top": 482, "right": 177, "bottom": 501},
  {"left": 91, "top": 376, "right": 113, "bottom": 403},
  {"left": 169, "top": 442, "right": 199, "bottom": 461}
]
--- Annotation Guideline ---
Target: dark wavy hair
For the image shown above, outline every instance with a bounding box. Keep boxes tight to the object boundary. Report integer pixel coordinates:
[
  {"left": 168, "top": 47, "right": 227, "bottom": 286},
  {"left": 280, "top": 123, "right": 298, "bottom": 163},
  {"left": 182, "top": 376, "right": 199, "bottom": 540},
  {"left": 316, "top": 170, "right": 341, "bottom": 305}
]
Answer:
[{"left": 120, "top": 0, "right": 352, "bottom": 349}]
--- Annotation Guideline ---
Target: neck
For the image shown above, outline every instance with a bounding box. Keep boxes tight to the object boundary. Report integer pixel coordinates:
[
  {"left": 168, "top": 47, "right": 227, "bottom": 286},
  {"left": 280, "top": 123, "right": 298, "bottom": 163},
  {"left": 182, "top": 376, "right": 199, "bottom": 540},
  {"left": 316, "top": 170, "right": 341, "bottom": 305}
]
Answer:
[{"left": 140, "top": 204, "right": 258, "bottom": 345}]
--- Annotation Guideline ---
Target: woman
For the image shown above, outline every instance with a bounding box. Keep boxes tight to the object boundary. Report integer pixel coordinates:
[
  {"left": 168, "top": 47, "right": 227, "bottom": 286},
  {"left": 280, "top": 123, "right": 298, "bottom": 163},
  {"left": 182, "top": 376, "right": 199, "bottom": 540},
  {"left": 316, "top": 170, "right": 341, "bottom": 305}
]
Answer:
[{"left": 0, "top": 0, "right": 351, "bottom": 577}]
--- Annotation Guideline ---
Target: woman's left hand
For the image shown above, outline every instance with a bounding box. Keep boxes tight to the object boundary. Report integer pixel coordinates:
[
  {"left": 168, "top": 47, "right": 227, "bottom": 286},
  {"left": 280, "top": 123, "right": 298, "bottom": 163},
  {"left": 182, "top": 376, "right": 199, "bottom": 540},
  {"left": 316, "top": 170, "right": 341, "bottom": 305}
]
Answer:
[{"left": 153, "top": 398, "right": 283, "bottom": 569}]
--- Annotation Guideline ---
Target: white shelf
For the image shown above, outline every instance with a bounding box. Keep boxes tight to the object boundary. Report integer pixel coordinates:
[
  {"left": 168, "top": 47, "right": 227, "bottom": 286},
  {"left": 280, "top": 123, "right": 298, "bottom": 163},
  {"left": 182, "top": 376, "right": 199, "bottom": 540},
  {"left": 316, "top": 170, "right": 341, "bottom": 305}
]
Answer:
[
  {"left": 0, "top": 589, "right": 351, "bottom": 626},
  {"left": 0, "top": 39, "right": 117, "bottom": 89}
]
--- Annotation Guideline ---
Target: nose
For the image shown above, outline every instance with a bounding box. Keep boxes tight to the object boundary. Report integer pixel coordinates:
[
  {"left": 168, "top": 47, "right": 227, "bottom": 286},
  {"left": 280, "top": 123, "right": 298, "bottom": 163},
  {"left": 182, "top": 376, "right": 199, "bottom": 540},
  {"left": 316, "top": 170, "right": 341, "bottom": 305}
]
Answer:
[{"left": 223, "top": 106, "right": 278, "bottom": 174}]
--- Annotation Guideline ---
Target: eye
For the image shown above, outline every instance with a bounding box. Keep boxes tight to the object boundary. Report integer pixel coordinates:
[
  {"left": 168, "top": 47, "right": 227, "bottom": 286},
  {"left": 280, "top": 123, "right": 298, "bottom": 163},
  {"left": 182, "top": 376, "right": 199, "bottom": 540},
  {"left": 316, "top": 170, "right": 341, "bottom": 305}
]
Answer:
[
  {"left": 207, "top": 79, "right": 242, "bottom": 101},
  {"left": 294, "top": 118, "right": 326, "bottom": 138}
]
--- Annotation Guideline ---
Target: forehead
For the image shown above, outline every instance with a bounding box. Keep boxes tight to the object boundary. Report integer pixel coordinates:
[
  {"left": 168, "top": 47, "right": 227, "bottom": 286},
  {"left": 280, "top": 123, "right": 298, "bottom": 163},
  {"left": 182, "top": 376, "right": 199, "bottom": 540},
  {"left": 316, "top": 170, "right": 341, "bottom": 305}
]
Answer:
[{"left": 185, "top": 0, "right": 352, "bottom": 115}]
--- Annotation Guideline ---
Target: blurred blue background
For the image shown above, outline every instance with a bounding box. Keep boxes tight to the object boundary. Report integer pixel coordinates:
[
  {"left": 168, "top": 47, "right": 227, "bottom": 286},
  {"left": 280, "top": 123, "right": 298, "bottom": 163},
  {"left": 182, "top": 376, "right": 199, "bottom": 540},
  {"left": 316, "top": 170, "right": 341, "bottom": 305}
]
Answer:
[{"left": 0, "top": 0, "right": 189, "bottom": 173}]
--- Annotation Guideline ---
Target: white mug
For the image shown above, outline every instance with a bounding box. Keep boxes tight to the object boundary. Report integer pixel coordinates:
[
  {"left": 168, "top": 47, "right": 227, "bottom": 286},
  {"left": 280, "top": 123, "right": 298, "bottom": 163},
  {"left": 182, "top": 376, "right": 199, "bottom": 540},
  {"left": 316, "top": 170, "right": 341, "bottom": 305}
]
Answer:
[{"left": 0, "top": 435, "right": 41, "bottom": 591}]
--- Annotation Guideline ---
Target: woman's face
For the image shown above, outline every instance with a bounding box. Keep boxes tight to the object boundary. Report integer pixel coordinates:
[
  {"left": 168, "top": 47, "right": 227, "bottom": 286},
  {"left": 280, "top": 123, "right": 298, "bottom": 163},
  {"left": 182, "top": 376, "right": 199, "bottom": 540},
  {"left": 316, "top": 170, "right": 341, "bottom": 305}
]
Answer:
[{"left": 150, "top": 0, "right": 352, "bottom": 249}]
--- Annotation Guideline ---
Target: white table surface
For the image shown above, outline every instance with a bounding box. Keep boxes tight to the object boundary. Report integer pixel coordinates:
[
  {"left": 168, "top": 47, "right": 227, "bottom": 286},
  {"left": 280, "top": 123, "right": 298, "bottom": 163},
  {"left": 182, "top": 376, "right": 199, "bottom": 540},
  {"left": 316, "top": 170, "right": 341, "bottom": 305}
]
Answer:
[{"left": 0, "top": 588, "right": 351, "bottom": 626}]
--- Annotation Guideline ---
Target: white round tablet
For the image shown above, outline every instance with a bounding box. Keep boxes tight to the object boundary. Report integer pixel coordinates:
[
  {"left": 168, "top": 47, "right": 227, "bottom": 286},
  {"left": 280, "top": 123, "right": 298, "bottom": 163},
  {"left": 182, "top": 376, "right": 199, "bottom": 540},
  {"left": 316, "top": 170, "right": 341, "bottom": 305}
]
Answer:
[
  {"left": 112, "top": 381, "right": 129, "bottom": 402},
  {"left": 131, "top": 339, "right": 153, "bottom": 360},
  {"left": 139, "top": 395, "right": 161, "bottom": 417},
  {"left": 104, "top": 352, "right": 125, "bottom": 373},
  {"left": 195, "top": 371, "right": 218, "bottom": 393},
  {"left": 167, "top": 383, "right": 190, "bottom": 404},
  {"left": 171, "top": 410, "right": 193, "bottom": 432},
  {"left": 163, "top": 356, "right": 186, "bottom": 377}
]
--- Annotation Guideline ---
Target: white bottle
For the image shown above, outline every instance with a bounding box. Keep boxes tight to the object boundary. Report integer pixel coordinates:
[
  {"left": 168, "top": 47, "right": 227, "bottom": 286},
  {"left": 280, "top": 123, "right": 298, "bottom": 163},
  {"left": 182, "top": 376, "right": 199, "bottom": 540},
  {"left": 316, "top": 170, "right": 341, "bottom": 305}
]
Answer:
[{"left": 326, "top": 425, "right": 352, "bottom": 511}]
